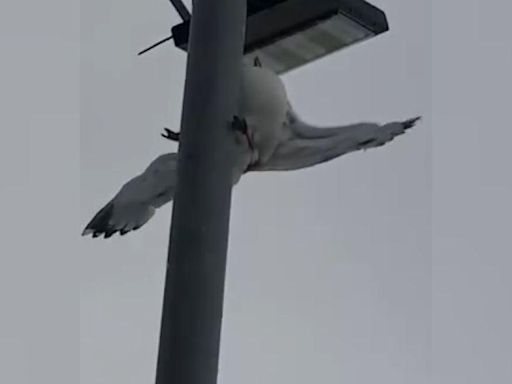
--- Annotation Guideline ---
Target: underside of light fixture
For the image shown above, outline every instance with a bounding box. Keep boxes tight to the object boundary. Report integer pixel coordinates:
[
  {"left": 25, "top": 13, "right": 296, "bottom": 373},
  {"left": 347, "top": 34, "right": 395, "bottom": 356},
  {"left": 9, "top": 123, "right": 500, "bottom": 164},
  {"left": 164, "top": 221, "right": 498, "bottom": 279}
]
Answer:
[
  {"left": 243, "top": 10, "right": 379, "bottom": 74},
  {"left": 141, "top": 0, "right": 389, "bottom": 74},
  {"left": 172, "top": 0, "right": 389, "bottom": 74}
]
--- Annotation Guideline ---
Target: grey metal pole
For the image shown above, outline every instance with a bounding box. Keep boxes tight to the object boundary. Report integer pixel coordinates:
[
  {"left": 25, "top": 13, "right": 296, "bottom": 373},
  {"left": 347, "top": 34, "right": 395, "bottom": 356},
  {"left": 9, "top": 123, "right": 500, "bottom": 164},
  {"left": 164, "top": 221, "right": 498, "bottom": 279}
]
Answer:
[{"left": 155, "top": 1, "right": 247, "bottom": 384}]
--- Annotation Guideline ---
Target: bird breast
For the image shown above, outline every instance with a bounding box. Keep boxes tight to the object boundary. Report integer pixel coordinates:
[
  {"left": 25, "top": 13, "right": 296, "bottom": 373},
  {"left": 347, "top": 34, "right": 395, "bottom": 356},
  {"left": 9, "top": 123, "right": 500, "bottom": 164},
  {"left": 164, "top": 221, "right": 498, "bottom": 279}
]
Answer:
[{"left": 238, "top": 66, "right": 289, "bottom": 163}]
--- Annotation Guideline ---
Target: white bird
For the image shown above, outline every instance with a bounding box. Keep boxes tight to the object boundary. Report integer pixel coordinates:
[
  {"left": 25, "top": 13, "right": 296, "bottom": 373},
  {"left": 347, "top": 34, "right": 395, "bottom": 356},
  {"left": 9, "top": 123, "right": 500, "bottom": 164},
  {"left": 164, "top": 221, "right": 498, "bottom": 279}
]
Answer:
[{"left": 83, "top": 59, "right": 421, "bottom": 238}]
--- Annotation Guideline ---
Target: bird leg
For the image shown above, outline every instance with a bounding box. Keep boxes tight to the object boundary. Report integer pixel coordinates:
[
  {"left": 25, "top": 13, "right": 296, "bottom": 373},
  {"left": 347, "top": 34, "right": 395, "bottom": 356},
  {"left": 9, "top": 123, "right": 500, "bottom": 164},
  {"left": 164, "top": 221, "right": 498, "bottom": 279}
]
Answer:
[
  {"left": 161, "top": 127, "right": 180, "bottom": 142},
  {"left": 162, "top": 116, "right": 250, "bottom": 142},
  {"left": 232, "top": 115, "right": 255, "bottom": 152},
  {"left": 162, "top": 118, "right": 253, "bottom": 148}
]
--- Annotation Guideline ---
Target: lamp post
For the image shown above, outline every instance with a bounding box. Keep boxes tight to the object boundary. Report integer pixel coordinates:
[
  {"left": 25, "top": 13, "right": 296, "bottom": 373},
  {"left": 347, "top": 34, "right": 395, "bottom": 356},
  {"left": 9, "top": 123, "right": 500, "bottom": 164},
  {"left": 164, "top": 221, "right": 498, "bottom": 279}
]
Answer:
[{"left": 155, "top": 1, "right": 246, "bottom": 383}]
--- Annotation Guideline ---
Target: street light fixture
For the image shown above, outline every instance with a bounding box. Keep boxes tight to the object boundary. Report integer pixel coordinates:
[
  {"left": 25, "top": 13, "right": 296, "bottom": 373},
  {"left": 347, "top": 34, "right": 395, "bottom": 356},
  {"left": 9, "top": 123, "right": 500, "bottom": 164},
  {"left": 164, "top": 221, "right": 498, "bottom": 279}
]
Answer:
[{"left": 171, "top": 0, "right": 389, "bottom": 74}]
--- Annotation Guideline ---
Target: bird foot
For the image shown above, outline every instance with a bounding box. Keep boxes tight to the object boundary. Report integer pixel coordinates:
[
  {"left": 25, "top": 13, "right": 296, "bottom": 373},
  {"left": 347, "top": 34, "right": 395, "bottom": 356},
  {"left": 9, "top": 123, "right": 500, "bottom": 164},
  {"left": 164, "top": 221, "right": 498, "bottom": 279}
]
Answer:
[
  {"left": 253, "top": 56, "right": 262, "bottom": 67},
  {"left": 161, "top": 127, "right": 180, "bottom": 142},
  {"left": 162, "top": 118, "right": 248, "bottom": 142},
  {"left": 162, "top": 118, "right": 250, "bottom": 142},
  {"left": 231, "top": 116, "right": 248, "bottom": 134},
  {"left": 232, "top": 115, "right": 256, "bottom": 152}
]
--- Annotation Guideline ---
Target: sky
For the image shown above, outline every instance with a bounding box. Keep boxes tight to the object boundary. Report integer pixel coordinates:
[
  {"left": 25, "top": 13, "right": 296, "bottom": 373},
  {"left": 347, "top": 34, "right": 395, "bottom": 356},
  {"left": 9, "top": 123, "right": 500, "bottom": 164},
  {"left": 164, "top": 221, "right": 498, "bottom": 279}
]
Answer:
[{"left": 0, "top": 0, "right": 511, "bottom": 383}]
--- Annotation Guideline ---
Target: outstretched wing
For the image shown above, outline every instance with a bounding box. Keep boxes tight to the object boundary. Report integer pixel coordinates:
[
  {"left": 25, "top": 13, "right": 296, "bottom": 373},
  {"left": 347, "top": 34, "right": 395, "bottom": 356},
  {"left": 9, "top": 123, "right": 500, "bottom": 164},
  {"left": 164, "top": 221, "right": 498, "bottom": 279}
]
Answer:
[
  {"left": 82, "top": 153, "right": 178, "bottom": 238},
  {"left": 250, "top": 114, "right": 421, "bottom": 172}
]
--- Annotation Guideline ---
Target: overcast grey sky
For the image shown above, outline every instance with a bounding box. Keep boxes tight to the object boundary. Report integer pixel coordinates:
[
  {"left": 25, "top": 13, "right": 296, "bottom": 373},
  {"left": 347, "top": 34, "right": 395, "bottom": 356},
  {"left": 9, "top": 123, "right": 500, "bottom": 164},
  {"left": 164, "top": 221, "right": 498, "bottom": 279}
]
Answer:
[{"left": 1, "top": 0, "right": 511, "bottom": 383}]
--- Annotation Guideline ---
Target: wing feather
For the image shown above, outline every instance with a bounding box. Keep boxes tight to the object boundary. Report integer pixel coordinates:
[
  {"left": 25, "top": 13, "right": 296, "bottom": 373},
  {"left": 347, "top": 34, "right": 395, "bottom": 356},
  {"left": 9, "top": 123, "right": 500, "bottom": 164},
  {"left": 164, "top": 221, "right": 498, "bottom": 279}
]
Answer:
[
  {"left": 250, "top": 116, "right": 421, "bottom": 172},
  {"left": 82, "top": 153, "right": 178, "bottom": 238}
]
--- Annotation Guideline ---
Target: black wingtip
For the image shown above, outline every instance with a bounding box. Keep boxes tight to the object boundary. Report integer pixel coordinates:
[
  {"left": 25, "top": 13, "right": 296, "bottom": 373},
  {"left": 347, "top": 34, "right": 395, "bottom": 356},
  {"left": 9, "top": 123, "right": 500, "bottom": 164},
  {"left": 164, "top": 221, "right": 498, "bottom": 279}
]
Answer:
[
  {"left": 82, "top": 202, "right": 115, "bottom": 239},
  {"left": 403, "top": 116, "right": 422, "bottom": 130},
  {"left": 104, "top": 229, "right": 118, "bottom": 239}
]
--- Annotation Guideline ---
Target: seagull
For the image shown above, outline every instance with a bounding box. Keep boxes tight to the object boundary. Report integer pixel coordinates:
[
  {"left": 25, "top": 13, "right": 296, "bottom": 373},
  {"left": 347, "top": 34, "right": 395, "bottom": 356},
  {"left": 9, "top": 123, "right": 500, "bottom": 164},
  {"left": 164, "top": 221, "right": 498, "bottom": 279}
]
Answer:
[{"left": 83, "top": 58, "right": 421, "bottom": 238}]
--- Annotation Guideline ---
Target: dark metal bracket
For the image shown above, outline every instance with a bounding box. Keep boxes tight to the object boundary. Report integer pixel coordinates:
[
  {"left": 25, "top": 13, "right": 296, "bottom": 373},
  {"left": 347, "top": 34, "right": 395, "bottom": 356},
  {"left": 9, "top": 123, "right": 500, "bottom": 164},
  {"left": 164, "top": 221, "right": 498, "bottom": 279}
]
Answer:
[
  {"left": 138, "top": 0, "right": 191, "bottom": 56},
  {"left": 169, "top": 0, "right": 191, "bottom": 22}
]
